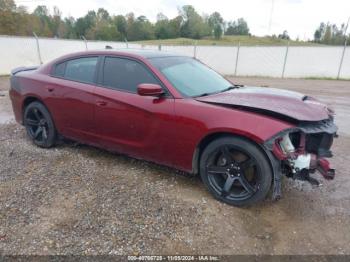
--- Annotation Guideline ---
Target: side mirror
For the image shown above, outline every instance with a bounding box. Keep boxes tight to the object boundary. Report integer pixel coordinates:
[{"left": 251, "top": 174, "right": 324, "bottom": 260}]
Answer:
[{"left": 137, "top": 83, "right": 164, "bottom": 97}]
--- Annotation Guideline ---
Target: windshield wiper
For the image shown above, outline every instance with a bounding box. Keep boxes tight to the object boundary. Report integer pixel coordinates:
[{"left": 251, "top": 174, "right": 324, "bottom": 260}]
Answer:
[
  {"left": 195, "top": 92, "right": 211, "bottom": 97},
  {"left": 221, "top": 85, "right": 243, "bottom": 93},
  {"left": 195, "top": 85, "right": 243, "bottom": 98}
]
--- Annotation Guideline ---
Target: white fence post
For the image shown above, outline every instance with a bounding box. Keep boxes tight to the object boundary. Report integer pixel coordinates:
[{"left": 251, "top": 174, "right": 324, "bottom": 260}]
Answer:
[
  {"left": 193, "top": 41, "right": 197, "bottom": 58},
  {"left": 338, "top": 17, "right": 350, "bottom": 79},
  {"left": 337, "top": 39, "right": 348, "bottom": 79},
  {"left": 32, "top": 32, "right": 42, "bottom": 64},
  {"left": 81, "top": 36, "right": 88, "bottom": 50},
  {"left": 282, "top": 41, "right": 290, "bottom": 78},
  {"left": 234, "top": 42, "right": 240, "bottom": 76},
  {"left": 125, "top": 38, "right": 129, "bottom": 48}
]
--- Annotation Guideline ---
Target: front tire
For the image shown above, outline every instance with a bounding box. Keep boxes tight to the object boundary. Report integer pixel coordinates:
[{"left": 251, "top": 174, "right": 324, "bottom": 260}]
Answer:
[
  {"left": 24, "top": 101, "right": 57, "bottom": 148},
  {"left": 200, "top": 136, "right": 272, "bottom": 206}
]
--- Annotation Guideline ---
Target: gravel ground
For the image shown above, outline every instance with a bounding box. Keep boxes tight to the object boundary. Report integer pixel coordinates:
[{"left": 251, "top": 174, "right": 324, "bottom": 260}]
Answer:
[{"left": 0, "top": 76, "right": 350, "bottom": 255}]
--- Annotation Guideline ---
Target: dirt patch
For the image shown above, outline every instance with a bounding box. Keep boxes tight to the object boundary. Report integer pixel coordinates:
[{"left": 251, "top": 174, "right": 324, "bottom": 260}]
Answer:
[
  {"left": 0, "top": 77, "right": 13, "bottom": 124},
  {"left": 0, "top": 76, "right": 350, "bottom": 255},
  {"left": 0, "top": 76, "right": 10, "bottom": 91}
]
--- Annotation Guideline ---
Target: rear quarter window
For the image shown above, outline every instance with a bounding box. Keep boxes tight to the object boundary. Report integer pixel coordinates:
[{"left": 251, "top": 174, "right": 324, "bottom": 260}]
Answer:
[
  {"left": 53, "top": 57, "right": 98, "bottom": 84},
  {"left": 53, "top": 62, "right": 66, "bottom": 77}
]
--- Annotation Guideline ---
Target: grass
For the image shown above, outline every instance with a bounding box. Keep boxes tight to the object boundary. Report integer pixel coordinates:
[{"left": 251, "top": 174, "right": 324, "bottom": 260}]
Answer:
[{"left": 135, "top": 35, "right": 322, "bottom": 46}]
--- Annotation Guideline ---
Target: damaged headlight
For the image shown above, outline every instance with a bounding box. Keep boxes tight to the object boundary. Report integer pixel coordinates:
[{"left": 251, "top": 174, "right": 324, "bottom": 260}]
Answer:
[{"left": 264, "top": 120, "right": 337, "bottom": 182}]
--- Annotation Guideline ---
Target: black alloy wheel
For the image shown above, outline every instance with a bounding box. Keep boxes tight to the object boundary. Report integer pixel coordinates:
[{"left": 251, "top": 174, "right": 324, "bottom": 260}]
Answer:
[
  {"left": 24, "top": 101, "right": 57, "bottom": 148},
  {"left": 200, "top": 136, "right": 272, "bottom": 206}
]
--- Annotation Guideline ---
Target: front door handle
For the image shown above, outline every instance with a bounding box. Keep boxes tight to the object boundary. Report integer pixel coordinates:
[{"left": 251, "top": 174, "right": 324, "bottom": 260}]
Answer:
[
  {"left": 96, "top": 100, "right": 107, "bottom": 106},
  {"left": 47, "top": 86, "right": 55, "bottom": 92}
]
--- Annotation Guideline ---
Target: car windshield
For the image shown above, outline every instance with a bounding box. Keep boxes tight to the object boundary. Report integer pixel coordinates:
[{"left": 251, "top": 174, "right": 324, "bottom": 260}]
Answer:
[{"left": 149, "top": 56, "right": 233, "bottom": 97}]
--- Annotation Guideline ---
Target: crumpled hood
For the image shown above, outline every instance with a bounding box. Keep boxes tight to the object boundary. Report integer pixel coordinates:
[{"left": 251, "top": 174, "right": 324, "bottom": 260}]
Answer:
[{"left": 195, "top": 86, "right": 331, "bottom": 122}]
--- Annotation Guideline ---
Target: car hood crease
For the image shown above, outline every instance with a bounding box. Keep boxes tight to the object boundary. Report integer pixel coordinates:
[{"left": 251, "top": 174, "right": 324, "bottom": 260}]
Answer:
[{"left": 195, "top": 86, "right": 330, "bottom": 122}]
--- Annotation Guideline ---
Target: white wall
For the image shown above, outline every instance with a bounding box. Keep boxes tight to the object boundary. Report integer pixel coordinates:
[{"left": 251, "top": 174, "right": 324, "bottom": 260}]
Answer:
[
  {"left": 0, "top": 35, "right": 349, "bottom": 79},
  {"left": 196, "top": 46, "right": 238, "bottom": 75},
  {"left": 284, "top": 46, "right": 344, "bottom": 78}
]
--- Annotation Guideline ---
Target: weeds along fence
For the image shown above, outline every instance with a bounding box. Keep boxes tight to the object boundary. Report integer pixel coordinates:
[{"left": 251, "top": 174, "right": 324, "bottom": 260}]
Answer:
[{"left": 0, "top": 35, "right": 349, "bottom": 79}]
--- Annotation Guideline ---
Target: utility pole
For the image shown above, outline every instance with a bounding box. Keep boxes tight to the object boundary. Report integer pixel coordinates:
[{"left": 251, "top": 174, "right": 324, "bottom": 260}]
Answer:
[
  {"left": 337, "top": 16, "right": 350, "bottom": 79},
  {"left": 268, "top": 0, "right": 275, "bottom": 34}
]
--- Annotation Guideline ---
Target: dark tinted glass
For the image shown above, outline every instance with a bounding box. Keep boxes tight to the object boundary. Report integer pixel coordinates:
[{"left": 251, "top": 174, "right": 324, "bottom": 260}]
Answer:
[
  {"left": 64, "top": 57, "right": 98, "bottom": 84},
  {"left": 53, "top": 62, "right": 66, "bottom": 77},
  {"left": 103, "top": 57, "right": 159, "bottom": 92}
]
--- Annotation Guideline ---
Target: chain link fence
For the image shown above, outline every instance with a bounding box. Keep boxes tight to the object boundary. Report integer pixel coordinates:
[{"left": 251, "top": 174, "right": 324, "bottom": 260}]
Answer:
[{"left": 0, "top": 35, "right": 349, "bottom": 79}]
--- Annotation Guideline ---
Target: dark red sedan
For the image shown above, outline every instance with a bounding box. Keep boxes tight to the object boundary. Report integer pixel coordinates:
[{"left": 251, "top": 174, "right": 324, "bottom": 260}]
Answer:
[{"left": 9, "top": 49, "right": 337, "bottom": 206}]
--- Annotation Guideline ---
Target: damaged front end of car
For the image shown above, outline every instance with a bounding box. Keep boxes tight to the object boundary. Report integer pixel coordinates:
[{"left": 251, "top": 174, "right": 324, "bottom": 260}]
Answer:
[{"left": 264, "top": 116, "right": 338, "bottom": 200}]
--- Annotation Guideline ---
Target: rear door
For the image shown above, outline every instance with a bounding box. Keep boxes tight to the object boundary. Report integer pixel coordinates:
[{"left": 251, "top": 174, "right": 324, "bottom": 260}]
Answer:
[
  {"left": 93, "top": 56, "right": 176, "bottom": 164},
  {"left": 47, "top": 56, "right": 99, "bottom": 142}
]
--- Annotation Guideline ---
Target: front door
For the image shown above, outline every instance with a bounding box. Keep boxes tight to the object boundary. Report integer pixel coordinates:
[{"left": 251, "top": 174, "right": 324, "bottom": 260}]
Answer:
[{"left": 93, "top": 56, "right": 176, "bottom": 165}]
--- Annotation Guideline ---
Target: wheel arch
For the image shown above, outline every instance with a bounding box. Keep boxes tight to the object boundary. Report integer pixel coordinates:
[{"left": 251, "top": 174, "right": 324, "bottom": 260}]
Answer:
[
  {"left": 22, "top": 95, "right": 45, "bottom": 115},
  {"left": 192, "top": 131, "right": 272, "bottom": 175},
  {"left": 22, "top": 96, "right": 58, "bottom": 133}
]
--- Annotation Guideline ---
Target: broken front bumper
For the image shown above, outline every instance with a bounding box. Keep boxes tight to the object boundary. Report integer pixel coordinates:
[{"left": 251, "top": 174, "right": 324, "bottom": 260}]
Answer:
[{"left": 264, "top": 117, "right": 337, "bottom": 199}]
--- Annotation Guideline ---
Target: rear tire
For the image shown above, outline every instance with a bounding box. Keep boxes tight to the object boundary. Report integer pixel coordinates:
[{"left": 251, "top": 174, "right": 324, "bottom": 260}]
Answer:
[
  {"left": 24, "top": 101, "right": 57, "bottom": 148},
  {"left": 200, "top": 136, "right": 272, "bottom": 206}
]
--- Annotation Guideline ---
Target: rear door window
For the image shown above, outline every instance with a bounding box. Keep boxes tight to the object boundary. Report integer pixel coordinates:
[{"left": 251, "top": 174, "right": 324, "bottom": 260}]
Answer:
[
  {"left": 58, "top": 57, "right": 98, "bottom": 84},
  {"left": 103, "top": 57, "right": 159, "bottom": 93}
]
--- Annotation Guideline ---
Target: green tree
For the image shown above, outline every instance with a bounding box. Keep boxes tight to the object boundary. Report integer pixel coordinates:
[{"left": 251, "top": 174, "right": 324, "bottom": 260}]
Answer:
[
  {"left": 32, "top": 5, "right": 51, "bottom": 36},
  {"left": 85, "top": 8, "right": 120, "bottom": 40},
  {"left": 278, "top": 30, "right": 290, "bottom": 40},
  {"left": 168, "top": 15, "right": 182, "bottom": 38},
  {"left": 75, "top": 10, "right": 96, "bottom": 38},
  {"left": 62, "top": 16, "right": 76, "bottom": 38},
  {"left": 323, "top": 25, "right": 332, "bottom": 44},
  {"left": 155, "top": 13, "right": 171, "bottom": 39},
  {"left": 49, "top": 6, "right": 62, "bottom": 37},
  {"left": 126, "top": 14, "right": 155, "bottom": 41},
  {"left": 179, "top": 5, "right": 210, "bottom": 39},
  {"left": 314, "top": 22, "right": 325, "bottom": 42},
  {"left": 114, "top": 15, "right": 127, "bottom": 40},
  {"left": 0, "top": 3, "right": 256, "bottom": 42},
  {"left": 15, "top": 5, "right": 34, "bottom": 35},
  {"left": 225, "top": 18, "right": 250, "bottom": 35},
  {"left": 0, "top": 0, "right": 15, "bottom": 11},
  {"left": 208, "top": 12, "right": 224, "bottom": 39},
  {"left": 0, "top": 0, "right": 17, "bottom": 34},
  {"left": 313, "top": 22, "right": 347, "bottom": 45}
]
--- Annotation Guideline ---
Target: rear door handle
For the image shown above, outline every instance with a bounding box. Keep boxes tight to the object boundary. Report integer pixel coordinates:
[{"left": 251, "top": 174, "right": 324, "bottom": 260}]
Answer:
[{"left": 96, "top": 100, "right": 107, "bottom": 106}]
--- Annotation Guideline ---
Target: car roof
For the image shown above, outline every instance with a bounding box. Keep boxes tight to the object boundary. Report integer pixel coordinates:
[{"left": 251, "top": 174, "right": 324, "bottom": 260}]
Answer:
[{"left": 72, "top": 48, "right": 188, "bottom": 59}]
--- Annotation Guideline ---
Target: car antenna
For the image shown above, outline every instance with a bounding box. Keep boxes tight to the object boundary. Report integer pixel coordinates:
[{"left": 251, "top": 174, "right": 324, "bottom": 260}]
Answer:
[{"left": 105, "top": 45, "right": 113, "bottom": 49}]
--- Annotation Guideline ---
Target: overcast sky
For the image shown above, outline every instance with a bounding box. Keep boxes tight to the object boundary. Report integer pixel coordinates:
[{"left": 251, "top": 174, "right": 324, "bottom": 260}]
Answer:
[{"left": 14, "top": 0, "right": 350, "bottom": 40}]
